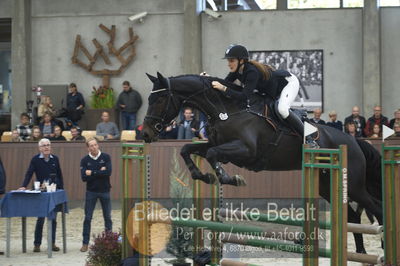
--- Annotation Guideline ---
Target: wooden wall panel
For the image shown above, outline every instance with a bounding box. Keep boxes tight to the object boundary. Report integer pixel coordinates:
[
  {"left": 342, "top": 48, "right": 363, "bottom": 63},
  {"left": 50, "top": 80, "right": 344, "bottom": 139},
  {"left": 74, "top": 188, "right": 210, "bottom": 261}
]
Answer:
[{"left": 0, "top": 138, "right": 399, "bottom": 201}]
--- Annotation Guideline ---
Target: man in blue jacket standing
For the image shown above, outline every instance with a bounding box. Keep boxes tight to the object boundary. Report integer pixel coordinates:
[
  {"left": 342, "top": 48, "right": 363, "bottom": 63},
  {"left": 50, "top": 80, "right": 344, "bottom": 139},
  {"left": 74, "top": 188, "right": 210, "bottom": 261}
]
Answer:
[
  {"left": 80, "top": 137, "right": 112, "bottom": 252},
  {"left": 19, "top": 138, "right": 64, "bottom": 252}
]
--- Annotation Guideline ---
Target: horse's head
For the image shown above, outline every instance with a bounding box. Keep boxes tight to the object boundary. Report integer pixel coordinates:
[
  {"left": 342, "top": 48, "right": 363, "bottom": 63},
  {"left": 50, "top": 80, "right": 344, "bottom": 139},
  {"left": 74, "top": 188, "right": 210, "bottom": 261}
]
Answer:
[{"left": 142, "top": 72, "right": 181, "bottom": 143}]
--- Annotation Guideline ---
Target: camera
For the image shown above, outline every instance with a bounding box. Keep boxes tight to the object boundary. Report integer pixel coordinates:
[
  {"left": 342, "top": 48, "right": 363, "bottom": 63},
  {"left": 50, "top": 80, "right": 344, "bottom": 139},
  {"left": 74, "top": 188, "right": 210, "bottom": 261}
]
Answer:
[
  {"left": 128, "top": 12, "right": 148, "bottom": 23},
  {"left": 204, "top": 8, "right": 222, "bottom": 19}
]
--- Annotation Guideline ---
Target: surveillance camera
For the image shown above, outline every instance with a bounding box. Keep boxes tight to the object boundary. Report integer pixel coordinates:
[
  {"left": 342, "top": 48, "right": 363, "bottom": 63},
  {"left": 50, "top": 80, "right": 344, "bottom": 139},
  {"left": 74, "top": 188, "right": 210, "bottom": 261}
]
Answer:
[
  {"left": 128, "top": 12, "right": 148, "bottom": 23},
  {"left": 204, "top": 8, "right": 222, "bottom": 19}
]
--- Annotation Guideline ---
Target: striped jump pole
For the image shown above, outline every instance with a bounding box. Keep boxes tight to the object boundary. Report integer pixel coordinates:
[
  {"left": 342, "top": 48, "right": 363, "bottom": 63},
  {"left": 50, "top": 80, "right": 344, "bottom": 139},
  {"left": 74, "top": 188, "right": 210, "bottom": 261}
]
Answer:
[
  {"left": 211, "top": 180, "right": 223, "bottom": 266},
  {"left": 382, "top": 144, "right": 400, "bottom": 265},
  {"left": 121, "top": 143, "right": 151, "bottom": 266},
  {"left": 302, "top": 145, "right": 348, "bottom": 266},
  {"left": 192, "top": 140, "right": 223, "bottom": 266},
  {"left": 193, "top": 154, "right": 205, "bottom": 266},
  {"left": 218, "top": 208, "right": 382, "bottom": 235},
  {"left": 220, "top": 259, "right": 261, "bottom": 266},
  {"left": 219, "top": 234, "right": 382, "bottom": 265}
]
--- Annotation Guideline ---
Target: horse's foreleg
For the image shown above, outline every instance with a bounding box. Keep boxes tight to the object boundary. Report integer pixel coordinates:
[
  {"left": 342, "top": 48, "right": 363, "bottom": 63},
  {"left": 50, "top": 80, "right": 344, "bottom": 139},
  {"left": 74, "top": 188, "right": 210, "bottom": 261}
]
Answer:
[
  {"left": 205, "top": 140, "right": 252, "bottom": 186},
  {"left": 180, "top": 142, "right": 218, "bottom": 184}
]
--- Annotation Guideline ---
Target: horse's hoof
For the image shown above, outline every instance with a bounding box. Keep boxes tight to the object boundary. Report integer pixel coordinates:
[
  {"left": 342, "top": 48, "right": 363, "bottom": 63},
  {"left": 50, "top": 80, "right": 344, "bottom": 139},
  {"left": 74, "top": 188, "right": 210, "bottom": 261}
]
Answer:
[{"left": 233, "top": 175, "right": 247, "bottom": 186}]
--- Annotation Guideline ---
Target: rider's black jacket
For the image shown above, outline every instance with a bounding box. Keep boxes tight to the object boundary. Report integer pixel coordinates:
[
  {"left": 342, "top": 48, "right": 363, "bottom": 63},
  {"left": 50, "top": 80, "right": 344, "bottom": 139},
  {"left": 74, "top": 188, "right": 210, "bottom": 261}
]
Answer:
[{"left": 223, "top": 62, "right": 291, "bottom": 113}]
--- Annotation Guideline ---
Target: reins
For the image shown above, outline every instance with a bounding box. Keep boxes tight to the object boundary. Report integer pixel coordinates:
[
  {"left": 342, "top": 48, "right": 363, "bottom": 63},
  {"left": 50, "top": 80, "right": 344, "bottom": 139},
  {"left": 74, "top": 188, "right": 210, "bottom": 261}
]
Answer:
[{"left": 145, "top": 75, "right": 259, "bottom": 134}]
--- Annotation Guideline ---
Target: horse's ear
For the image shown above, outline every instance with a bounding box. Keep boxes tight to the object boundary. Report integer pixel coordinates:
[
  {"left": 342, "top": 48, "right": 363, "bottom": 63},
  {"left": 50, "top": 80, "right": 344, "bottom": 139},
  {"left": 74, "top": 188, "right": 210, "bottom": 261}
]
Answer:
[
  {"left": 157, "top": 72, "right": 168, "bottom": 88},
  {"left": 146, "top": 73, "right": 158, "bottom": 83}
]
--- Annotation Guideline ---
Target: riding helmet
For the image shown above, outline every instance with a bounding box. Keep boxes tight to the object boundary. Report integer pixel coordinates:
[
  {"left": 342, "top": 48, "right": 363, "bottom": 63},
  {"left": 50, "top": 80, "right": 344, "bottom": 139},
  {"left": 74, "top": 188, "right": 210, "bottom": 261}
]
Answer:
[{"left": 223, "top": 44, "right": 249, "bottom": 60}]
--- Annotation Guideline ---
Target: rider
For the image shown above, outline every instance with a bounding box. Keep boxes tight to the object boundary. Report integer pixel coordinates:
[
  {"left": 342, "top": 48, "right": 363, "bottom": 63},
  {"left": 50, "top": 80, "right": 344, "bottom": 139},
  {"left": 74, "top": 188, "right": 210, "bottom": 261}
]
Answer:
[{"left": 209, "top": 44, "right": 315, "bottom": 145}]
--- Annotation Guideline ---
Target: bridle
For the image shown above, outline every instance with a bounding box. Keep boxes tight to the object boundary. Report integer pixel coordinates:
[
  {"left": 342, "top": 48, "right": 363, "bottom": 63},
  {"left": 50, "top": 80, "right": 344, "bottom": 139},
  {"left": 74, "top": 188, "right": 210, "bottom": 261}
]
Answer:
[
  {"left": 144, "top": 78, "right": 180, "bottom": 133},
  {"left": 144, "top": 76, "right": 233, "bottom": 133}
]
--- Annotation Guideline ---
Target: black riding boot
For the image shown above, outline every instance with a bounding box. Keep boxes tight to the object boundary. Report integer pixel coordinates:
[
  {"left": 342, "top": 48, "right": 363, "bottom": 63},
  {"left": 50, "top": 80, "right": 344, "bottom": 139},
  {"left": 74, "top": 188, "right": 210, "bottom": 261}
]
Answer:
[{"left": 285, "top": 111, "right": 319, "bottom": 148}]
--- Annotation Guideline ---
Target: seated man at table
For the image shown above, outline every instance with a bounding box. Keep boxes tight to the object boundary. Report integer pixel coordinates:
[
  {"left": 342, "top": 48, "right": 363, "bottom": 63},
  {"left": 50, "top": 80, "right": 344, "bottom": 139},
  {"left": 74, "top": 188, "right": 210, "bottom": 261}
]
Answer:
[
  {"left": 80, "top": 137, "right": 112, "bottom": 252},
  {"left": 96, "top": 111, "right": 120, "bottom": 140},
  {"left": 18, "top": 138, "right": 64, "bottom": 252}
]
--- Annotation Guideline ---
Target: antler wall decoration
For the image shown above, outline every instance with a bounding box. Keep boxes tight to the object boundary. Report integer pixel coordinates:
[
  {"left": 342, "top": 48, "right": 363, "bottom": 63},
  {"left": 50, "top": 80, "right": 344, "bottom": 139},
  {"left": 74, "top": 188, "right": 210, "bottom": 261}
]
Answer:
[{"left": 71, "top": 24, "right": 139, "bottom": 88}]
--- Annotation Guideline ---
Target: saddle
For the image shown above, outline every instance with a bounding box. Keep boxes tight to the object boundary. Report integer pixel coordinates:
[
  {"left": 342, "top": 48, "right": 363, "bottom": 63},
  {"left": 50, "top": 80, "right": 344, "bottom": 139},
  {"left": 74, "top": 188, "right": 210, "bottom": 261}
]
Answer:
[{"left": 264, "top": 100, "right": 307, "bottom": 136}]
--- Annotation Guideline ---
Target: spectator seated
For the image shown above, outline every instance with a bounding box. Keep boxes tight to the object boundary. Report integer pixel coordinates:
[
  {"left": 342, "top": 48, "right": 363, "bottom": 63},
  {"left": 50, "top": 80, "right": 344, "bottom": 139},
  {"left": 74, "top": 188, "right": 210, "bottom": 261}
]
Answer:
[
  {"left": 177, "top": 107, "right": 200, "bottom": 140},
  {"left": 16, "top": 113, "right": 33, "bottom": 141},
  {"left": 95, "top": 111, "right": 120, "bottom": 140}
]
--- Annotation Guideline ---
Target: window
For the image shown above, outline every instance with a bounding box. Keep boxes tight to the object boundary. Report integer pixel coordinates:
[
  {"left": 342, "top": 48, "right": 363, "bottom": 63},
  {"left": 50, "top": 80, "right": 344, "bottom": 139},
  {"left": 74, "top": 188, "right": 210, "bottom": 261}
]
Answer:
[
  {"left": 0, "top": 19, "right": 11, "bottom": 115},
  {"left": 288, "top": 0, "right": 340, "bottom": 9},
  {"left": 206, "top": 0, "right": 399, "bottom": 11},
  {"left": 0, "top": 50, "right": 11, "bottom": 114},
  {"left": 380, "top": 0, "right": 400, "bottom": 6},
  {"left": 206, "top": 0, "right": 277, "bottom": 10},
  {"left": 255, "top": 0, "right": 277, "bottom": 9},
  {"left": 343, "top": 0, "right": 363, "bottom": 7}
]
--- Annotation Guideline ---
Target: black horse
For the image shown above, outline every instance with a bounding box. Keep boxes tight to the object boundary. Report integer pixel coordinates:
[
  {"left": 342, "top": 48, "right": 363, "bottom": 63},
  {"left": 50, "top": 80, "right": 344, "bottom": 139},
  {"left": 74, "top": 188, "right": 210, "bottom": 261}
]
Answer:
[{"left": 142, "top": 72, "right": 382, "bottom": 254}]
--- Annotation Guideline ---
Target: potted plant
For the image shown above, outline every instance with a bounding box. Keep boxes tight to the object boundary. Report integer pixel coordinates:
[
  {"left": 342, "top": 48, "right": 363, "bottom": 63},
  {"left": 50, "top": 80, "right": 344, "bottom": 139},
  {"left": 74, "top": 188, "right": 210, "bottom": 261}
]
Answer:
[
  {"left": 86, "top": 231, "right": 122, "bottom": 266},
  {"left": 90, "top": 86, "right": 115, "bottom": 109},
  {"left": 81, "top": 86, "right": 118, "bottom": 129},
  {"left": 166, "top": 148, "right": 193, "bottom": 266}
]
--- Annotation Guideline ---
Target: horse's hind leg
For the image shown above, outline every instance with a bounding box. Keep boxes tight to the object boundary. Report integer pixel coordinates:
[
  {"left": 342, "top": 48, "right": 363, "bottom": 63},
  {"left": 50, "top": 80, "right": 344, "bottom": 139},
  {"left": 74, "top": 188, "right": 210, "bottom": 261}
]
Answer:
[
  {"left": 350, "top": 190, "right": 383, "bottom": 235},
  {"left": 348, "top": 204, "right": 367, "bottom": 254},
  {"left": 205, "top": 140, "right": 252, "bottom": 186},
  {"left": 180, "top": 142, "right": 218, "bottom": 184},
  {"left": 319, "top": 170, "right": 367, "bottom": 254}
]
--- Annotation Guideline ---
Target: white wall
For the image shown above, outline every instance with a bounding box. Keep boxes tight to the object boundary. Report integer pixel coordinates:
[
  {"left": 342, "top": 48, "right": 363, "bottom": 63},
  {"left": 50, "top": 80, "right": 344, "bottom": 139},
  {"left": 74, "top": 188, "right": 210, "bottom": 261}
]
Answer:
[
  {"left": 381, "top": 7, "right": 400, "bottom": 118},
  {"left": 202, "top": 9, "right": 364, "bottom": 121}
]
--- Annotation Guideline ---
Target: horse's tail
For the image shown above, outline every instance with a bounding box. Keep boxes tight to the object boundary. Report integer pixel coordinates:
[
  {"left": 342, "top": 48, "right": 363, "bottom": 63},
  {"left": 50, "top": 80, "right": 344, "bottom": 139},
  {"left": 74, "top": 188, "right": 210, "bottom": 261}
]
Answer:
[{"left": 355, "top": 138, "right": 382, "bottom": 202}]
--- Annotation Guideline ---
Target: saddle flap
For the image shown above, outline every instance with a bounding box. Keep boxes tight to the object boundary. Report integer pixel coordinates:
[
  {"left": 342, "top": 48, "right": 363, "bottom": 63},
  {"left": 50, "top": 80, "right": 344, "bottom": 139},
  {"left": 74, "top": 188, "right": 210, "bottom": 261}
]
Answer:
[{"left": 266, "top": 101, "right": 306, "bottom": 135}]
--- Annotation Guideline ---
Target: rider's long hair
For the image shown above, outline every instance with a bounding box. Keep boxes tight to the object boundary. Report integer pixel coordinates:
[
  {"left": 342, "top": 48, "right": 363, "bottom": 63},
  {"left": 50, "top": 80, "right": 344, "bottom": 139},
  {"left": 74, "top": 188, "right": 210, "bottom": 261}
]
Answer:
[{"left": 248, "top": 60, "right": 274, "bottom": 80}]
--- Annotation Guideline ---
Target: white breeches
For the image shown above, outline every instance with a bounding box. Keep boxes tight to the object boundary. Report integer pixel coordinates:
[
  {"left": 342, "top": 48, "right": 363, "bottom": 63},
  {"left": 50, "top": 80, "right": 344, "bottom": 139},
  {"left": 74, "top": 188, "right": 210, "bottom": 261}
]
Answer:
[{"left": 277, "top": 74, "right": 300, "bottom": 119}]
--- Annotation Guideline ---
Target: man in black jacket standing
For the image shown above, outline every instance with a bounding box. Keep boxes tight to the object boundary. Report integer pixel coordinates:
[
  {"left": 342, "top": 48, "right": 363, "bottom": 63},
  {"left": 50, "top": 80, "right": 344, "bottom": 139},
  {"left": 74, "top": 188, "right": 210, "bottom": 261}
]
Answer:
[
  {"left": 80, "top": 137, "right": 112, "bottom": 252},
  {"left": 67, "top": 83, "right": 85, "bottom": 127},
  {"left": 116, "top": 81, "right": 142, "bottom": 130}
]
